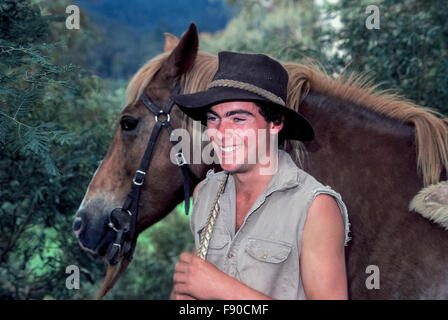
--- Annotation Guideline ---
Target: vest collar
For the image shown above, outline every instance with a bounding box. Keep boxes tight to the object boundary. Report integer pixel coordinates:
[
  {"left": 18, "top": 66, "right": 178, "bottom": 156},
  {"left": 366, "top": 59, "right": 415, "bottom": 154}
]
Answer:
[
  {"left": 263, "top": 149, "right": 301, "bottom": 195},
  {"left": 225, "top": 149, "right": 301, "bottom": 198},
  {"left": 220, "top": 150, "right": 302, "bottom": 236}
]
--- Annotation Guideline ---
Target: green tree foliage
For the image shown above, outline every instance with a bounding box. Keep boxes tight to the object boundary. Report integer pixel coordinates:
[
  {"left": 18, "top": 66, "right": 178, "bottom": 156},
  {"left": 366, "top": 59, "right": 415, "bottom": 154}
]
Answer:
[
  {"left": 0, "top": 0, "right": 194, "bottom": 300},
  {"left": 202, "top": 0, "right": 448, "bottom": 117},
  {"left": 107, "top": 211, "right": 193, "bottom": 300},
  {"left": 0, "top": 0, "right": 120, "bottom": 299},
  {"left": 201, "top": 0, "right": 326, "bottom": 63},
  {"left": 0, "top": 0, "right": 75, "bottom": 176},
  {"left": 326, "top": 0, "right": 448, "bottom": 115}
]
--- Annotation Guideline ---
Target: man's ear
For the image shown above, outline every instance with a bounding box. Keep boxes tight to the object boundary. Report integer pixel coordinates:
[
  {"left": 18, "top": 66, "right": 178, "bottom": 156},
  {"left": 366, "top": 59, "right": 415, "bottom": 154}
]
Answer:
[{"left": 270, "top": 115, "right": 284, "bottom": 135}]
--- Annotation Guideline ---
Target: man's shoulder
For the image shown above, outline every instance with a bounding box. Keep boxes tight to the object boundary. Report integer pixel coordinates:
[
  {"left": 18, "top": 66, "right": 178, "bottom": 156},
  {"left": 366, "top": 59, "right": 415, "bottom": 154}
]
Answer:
[
  {"left": 292, "top": 167, "right": 326, "bottom": 193},
  {"left": 277, "top": 149, "right": 325, "bottom": 192},
  {"left": 293, "top": 166, "right": 343, "bottom": 198}
]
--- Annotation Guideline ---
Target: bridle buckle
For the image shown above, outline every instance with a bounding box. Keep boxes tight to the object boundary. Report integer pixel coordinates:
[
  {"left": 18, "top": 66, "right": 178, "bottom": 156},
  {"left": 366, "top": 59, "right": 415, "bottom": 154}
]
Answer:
[
  {"left": 175, "top": 152, "right": 187, "bottom": 166},
  {"left": 155, "top": 110, "right": 170, "bottom": 125},
  {"left": 132, "top": 170, "right": 146, "bottom": 186}
]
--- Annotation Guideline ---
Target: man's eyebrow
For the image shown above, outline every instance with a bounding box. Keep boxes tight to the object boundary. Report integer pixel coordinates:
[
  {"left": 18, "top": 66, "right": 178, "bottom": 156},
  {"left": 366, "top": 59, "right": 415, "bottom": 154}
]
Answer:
[
  {"left": 206, "top": 109, "right": 219, "bottom": 117},
  {"left": 225, "top": 109, "right": 254, "bottom": 117},
  {"left": 205, "top": 109, "right": 254, "bottom": 118}
]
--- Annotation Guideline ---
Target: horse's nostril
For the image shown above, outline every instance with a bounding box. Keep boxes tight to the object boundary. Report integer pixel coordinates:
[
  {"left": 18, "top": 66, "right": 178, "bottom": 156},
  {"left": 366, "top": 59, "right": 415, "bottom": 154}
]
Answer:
[
  {"left": 72, "top": 218, "right": 83, "bottom": 232},
  {"left": 73, "top": 208, "right": 110, "bottom": 254}
]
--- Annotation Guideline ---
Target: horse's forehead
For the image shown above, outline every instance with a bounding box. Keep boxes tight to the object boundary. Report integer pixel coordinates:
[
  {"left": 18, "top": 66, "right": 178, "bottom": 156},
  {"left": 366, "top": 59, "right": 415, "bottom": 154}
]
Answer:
[{"left": 122, "top": 101, "right": 145, "bottom": 115}]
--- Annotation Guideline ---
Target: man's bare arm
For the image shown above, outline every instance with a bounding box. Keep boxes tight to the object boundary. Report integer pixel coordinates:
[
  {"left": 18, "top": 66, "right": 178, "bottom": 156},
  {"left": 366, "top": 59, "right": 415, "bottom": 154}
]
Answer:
[{"left": 300, "top": 194, "right": 348, "bottom": 300}]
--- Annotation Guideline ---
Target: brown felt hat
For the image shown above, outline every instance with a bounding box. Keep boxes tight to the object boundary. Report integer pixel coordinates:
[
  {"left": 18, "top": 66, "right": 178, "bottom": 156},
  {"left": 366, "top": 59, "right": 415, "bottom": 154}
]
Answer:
[{"left": 172, "top": 51, "right": 314, "bottom": 141}]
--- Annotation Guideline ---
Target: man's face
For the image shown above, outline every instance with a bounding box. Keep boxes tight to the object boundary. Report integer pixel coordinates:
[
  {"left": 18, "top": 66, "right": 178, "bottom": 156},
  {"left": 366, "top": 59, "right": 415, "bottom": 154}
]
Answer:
[{"left": 205, "top": 101, "right": 283, "bottom": 174}]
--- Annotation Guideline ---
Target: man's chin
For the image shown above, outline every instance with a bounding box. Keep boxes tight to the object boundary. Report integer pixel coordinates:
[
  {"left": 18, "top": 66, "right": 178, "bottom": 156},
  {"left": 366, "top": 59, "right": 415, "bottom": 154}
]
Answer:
[{"left": 220, "top": 162, "right": 251, "bottom": 174}]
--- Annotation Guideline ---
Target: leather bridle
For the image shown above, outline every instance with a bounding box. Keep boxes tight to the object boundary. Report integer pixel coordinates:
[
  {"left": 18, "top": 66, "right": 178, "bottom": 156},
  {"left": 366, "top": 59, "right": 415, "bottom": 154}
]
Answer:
[{"left": 104, "top": 82, "right": 199, "bottom": 267}]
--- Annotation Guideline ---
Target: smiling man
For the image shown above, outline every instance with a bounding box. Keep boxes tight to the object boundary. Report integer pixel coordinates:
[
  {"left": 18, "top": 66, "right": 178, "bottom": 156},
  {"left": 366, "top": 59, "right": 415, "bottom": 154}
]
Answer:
[
  {"left": 171, "top": 51, "right": 350, "bottom": 300},
  {"left": 205, "top": 101, "right": 281, "bottom": 175}
]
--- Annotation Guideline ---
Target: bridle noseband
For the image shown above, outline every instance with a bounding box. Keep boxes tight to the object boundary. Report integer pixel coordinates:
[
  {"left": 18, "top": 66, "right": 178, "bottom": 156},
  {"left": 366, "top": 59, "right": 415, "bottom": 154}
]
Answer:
[{"left": 105, "top": 82, "right": 198, "bottom": 266}]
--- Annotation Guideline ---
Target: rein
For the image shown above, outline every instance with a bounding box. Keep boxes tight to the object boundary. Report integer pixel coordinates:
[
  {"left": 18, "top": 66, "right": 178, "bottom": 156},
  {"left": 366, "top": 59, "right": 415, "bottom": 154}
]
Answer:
[
  {"left": 197, "top": 173, "right": 229, "bottom": 260},
  {"left": 95, "top": 82, "right": 199, "bottom": 299}
]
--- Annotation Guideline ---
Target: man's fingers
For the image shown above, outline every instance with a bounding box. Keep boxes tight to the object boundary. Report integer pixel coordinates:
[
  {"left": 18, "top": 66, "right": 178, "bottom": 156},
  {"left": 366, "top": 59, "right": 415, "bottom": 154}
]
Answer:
[
  {"left": 174, "top": 293, "right": 196, "bottom": 300},
  {"left": 178, "top": 252, "right": 193, "bottom": 262},
  {"left": 173, "top": 283, "right": 190, "bottom": 296},
  {"left": 174, "top": 260, "right": 189, "bottom": 274},
  {"left": 172, "top": 252, "right": 197, "bottom": 298},
  {"left": 173, "top": 269, "right": 188, "bottom": 284}
]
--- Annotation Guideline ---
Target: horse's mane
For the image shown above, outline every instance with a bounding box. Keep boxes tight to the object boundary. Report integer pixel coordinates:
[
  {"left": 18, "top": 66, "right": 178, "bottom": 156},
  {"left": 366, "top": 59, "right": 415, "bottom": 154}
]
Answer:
[
  {"left": 125, "top": 51, "right": 448, "bottom": 187},
  {"left": 284, "top": 61, "right": 448, "bottom": 187}
]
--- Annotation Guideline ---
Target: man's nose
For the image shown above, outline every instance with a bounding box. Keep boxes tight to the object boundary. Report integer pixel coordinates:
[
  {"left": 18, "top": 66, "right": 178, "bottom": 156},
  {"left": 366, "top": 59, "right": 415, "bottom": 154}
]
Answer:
[
  {"left": 217, "top": 119, "right": 237, "bottom": 138},
  {"left": 213, "top": 130, "right": 235, "bottom": 147}
]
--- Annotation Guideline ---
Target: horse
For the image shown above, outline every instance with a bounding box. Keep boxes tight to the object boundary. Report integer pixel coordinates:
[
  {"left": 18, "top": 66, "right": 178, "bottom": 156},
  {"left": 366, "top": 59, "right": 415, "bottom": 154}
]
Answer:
[{"left": 73, "top": 23, "right": 448, "bottom": 299}]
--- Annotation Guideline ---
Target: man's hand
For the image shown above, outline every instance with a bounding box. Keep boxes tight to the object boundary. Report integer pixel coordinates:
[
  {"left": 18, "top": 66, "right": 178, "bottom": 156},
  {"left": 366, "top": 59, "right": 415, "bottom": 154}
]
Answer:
[
  {"left": 172, "top": 251, "right": 273, "bottom": 300},
  {"left": 172, "top": 252, "right": 227, "bottom": 300}
]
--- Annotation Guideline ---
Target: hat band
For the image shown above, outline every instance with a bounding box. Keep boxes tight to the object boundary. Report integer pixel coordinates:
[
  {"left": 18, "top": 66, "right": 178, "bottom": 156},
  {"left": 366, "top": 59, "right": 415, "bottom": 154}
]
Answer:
[{"left": 207, "top": 79, "right": 285, "bottom": 106}]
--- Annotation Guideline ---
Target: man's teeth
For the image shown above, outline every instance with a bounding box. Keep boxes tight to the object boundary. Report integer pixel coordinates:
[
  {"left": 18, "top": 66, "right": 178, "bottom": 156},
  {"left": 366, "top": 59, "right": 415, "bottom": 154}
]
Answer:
[{"left": 220, "top": 145, "right": 239, "bottom": 152}]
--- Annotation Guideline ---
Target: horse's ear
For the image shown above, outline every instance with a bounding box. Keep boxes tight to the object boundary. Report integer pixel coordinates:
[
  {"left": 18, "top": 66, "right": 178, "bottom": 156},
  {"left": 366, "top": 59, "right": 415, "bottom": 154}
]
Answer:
[
  {"left": 163, "top": 32, "right": 179, "bottom": 52},
  {"left": 161, "top": 23, "right": 199, "bottom": 78}
]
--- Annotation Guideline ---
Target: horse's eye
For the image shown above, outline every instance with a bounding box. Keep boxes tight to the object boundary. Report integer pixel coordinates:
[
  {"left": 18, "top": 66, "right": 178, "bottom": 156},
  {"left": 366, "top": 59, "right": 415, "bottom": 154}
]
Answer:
[{"left": 120, "top": 116, "right": 138, "bottom": 131}]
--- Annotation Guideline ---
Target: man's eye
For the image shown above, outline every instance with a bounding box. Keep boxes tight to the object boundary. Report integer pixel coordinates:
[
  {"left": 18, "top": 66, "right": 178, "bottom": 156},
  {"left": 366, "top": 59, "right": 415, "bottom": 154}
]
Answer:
[
  {"left": 120, "top": 116, "right": 139, "bottom": 131},
  {"left": 233, "top": 117, "right": 246, "bottom": 122},
  {"left": 206, "top": 116, "right": 217, "bottom": 122}
]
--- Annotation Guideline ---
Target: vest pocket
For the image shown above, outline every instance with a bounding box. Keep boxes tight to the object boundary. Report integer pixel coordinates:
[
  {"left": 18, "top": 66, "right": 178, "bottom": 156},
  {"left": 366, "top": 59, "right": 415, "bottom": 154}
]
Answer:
[
  {"left": 208, "top": 234, "right": 230, "bottom": 249},
  {"left": 197, "top": 227, "right": 230, "bottom": 268},
  {"left": 245, "top": 237, "right": 292, "bottom": 263},
  {"left": 238, "top": 237, "right": 294, "bottom": 296},
  {"left": 197, "top": 226, "right": 229, "bottom": 250}
]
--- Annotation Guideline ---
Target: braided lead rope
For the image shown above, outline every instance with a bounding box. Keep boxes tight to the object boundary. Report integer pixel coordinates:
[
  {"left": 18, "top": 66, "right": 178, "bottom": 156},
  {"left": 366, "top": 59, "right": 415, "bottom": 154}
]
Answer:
[
  {"left": 207, "top": 79, "right": 285, "bottom": 106},
  {"left": 197, "top": 173, "right": 230, "bottom": 260}
]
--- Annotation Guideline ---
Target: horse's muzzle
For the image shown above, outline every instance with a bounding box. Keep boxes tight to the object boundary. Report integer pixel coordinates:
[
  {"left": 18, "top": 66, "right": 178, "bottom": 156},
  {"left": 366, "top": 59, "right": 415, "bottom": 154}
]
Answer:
[{"left": 73, "top": 209, "right": 114, "bottom": 256}]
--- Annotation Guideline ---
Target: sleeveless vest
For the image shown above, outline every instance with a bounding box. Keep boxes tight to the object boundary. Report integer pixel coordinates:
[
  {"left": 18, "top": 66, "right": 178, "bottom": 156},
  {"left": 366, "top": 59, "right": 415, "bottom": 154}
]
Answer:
[{"left": 190, "top": 149, "right": 350, "bottom": 300}]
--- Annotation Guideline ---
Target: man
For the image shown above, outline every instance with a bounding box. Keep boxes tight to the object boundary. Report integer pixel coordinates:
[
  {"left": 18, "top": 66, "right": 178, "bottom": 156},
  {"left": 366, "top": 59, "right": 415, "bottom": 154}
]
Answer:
[{"left": 170, "top": 52, "right": 350, "bottom": 300}]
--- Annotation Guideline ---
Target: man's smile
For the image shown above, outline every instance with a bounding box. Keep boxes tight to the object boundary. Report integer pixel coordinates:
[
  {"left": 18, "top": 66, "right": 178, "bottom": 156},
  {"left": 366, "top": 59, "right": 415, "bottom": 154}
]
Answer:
[{"left": 219, "top": 145, "right": 242, "bottom": 153}]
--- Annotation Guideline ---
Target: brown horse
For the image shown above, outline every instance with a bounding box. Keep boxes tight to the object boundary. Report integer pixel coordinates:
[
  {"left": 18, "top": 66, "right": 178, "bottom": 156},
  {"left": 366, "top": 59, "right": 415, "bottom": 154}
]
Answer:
[{"left": 73, "top": 23, "right": 448, "bottom": 299}]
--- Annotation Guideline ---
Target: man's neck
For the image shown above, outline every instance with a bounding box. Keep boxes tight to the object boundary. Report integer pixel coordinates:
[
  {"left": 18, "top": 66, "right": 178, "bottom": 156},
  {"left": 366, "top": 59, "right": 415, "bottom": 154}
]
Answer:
[{"left": 232, "top": 153, "right": 279, "bottom": 200}]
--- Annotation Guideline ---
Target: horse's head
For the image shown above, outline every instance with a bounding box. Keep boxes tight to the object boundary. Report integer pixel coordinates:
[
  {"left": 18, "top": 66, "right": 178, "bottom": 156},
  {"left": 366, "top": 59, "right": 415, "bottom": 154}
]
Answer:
[{"left": 73, "top": 24, "right": 209, "bottom": 259}]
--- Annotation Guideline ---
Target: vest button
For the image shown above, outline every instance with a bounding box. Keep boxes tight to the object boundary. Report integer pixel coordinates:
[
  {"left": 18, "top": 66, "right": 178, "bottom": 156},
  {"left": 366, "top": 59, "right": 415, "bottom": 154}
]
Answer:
[{"left": 227, "top": 253, "right": 234, "bottom": 259}]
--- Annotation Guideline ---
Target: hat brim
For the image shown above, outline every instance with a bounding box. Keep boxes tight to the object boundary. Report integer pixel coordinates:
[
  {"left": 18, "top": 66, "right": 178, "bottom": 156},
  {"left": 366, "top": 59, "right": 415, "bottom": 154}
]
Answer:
[{"left": 173, "top": 86, "right": 314, "bottom": 141}]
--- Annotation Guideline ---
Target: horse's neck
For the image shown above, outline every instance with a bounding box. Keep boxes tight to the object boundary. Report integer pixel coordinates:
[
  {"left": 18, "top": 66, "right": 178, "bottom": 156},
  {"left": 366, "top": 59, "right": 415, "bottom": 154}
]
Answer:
[{"left": 298, "top": 91, "right": 423, "bottom": 200}]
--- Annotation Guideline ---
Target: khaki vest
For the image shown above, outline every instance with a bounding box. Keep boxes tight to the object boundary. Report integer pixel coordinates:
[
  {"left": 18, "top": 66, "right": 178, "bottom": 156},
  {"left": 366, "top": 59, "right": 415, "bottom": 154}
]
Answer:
[{"left": 190, "top": 149, "right": 350, "bottom": 300}]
